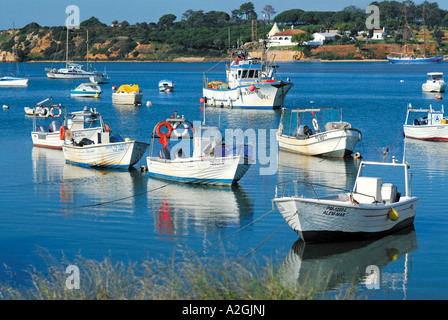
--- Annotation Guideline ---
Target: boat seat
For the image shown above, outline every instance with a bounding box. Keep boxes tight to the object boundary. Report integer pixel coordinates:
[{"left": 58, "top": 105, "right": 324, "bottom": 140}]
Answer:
[
  {"left": 381, "top": 183, "right": 398, "bottom": 204},
  {"left": 38, "top": 125, "right": 49, "bottom": 132},
  {"left": 159, "top": 148, "right": 171, "bottom": 160},
  {"left": 325, "top": 121, "right": 351, "bottom": 131},
  {"left": 353, "top": 177, "right": 382, "bottom": 204}
]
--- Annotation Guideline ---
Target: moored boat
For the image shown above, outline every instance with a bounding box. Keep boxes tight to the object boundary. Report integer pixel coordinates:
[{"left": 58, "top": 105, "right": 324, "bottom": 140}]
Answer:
[
  {"left": 112, "top": 84, "right": 143, "bottom": 105},
  {"left": 158, "top": 79, "right": 175, "bottom": 92},
  {"left": 30, "top": 101, "right": 105, "bottom": 150},
  {"left": 273, "top": 157, "right": 418, "bottom": 243},
  {"left": 403, "top": 103, "right": 448, "bottom": 141},
  {"left": 146, "top": 113, "right": 253, "bottom": 185},
  {"left": 62, "top": 113, "right": 148, "bottom": 169},
  {"left": 277, "top": 107, "right": 361, "bottom": 158},
  {"left": 422, "top": 72, "right": 446, "bottom": 93},
  {"left": 202, "top": 42, "right": 293, "bottom": 109},
  {"left": 70, "top": 82, "right": 102, "bottom": 98}
]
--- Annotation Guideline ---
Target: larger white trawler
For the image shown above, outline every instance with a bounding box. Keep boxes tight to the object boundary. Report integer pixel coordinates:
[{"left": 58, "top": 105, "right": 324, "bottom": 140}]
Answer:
[{"left": 202, "top": 42, "right": 293, "bottom": 110}]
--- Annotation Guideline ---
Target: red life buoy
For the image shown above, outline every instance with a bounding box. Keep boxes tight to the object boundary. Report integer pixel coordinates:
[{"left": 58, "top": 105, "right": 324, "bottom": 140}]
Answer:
[
  {"left": 156, "top": 121, "right": 172, "bottom": 138},
  {"left": 59, "top": 125, "right": 66, "bottom": 140},
  {"left": 104, "top": 124, "right": 111, "bottom": 133}
]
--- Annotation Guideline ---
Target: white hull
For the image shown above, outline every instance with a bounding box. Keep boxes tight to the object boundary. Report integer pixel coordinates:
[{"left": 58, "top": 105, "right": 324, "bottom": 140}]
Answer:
[
  {"left": 90, "top": 75, "right": 109, "bottom": 84},
  {"left": 146, "top": 155, "right": 251, "bottom": 185},
  {"left": 202, "top": 82, "right": 293, "bottom": 109},
  {"left": 112, "top": 93, "right": 143, "bottom": 105},
  {"left": 277, "top": 129, "right": 361, "bottom": 158},
  {"left": 274, "top": 196, "right": 417, "bottom": 243},
  {"left": 31, "top": 127, "right": 104, "bottom": 150},
  {"left": 0, "top": 77, "right": 28, "bottom": 87},
  {"left": 63, "top": 140, "right": 149, "bottom": 169},
  {"left": 422, "top": 82, "right": 446, "bottom": 92},
  {"left": 46, "top": 72, "right": 94, "bottom": 79},
  {"left": 404, "top": 124, "right": 448, "bottom": 141}
]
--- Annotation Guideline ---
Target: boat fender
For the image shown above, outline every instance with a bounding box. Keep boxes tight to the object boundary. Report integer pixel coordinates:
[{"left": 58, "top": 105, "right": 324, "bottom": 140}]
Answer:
[
  {"left": 172, "top": 122, "right": 189, "bottom": 138},
  {"left": 353, "top": 152, "right": 362, "bottom": 159},
  {"left": 388, "top": 207, "right": 399, "bottom": 221},
  {"left": 65, "top": 129, "right": 73, "bottom": 140},
  {"left": 156, "top": 121, "right": 173, "bottom": 138},
  {"left": 59, "top": 126, "right": 66, "bottom": 140},
  {"left": 312, "top": 118, "right": 319, "bottom": 131}
]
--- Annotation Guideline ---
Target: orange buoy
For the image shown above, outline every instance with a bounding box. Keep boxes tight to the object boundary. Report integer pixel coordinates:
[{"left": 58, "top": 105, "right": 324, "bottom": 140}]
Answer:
[
  {"left": 156, "top": 121, "right": 173, "bottom": 138},
  {"left": 59, "top": 125, "right": 66, "bottom": 140}
]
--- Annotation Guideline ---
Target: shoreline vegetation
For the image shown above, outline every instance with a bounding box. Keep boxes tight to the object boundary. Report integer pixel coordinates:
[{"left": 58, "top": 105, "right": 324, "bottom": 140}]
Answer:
[{"left": 1, "top": 1, "right": 447, "bottom": 64}]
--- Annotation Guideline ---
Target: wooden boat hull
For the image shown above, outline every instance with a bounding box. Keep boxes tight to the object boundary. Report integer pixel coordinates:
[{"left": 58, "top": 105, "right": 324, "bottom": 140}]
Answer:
[
  {"left": 277, "top": 128, "right": 361, "bottom": 158},
  {"left": 404, "top": 124, "right": 448, "bottom": 141},
  {"left": 274, "top": 196, "right": 418, "bottom": 243},
  {"left": 31, "top": 127, "right": 104, "bottom": 150},
  {"left": 146, "top": 155, "right": 251, "bottom": 185},
  {"left": 202, "top": 81, "right": 293, "bottom": 110},
  {"left": 63, "top": 140, "right": 149, "bottom": 169},
  {"left": 112, "top": 93, "right": 143, "bottom": 105}
]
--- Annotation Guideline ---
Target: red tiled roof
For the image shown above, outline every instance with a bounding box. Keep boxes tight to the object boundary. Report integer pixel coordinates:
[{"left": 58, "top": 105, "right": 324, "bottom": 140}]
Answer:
[{"left": 274, "top": 29, "right": 306, "bottom": 36}]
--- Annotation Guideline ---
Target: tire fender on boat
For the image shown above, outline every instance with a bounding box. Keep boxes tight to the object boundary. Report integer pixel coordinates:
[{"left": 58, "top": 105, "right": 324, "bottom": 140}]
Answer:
[
  {"left": 312, "top": 118, "right": 320, "bottom": 131},
  {"left": 59, "top": 126, "right": 66, "bottom": 140},
  {"left": 172, "top": 122, "right": 189, "bottom": 138},
  {"left": 156, "top": 121, "right": 173, "bottom": 138},
  {"left": 39, "top": 107, "right": 49, "bottom": 117}
]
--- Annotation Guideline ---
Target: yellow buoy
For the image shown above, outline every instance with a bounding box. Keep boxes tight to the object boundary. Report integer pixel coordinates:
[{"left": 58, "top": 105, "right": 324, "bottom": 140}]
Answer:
[
  {"left": 388, "top": 207, "right": 399, "bottom": 221},
  {"left": 125, "top": 137, "right": 131, "bottom": 142},
  {"left": 94, "top": 93, "right": 99, "bottom": 99}
]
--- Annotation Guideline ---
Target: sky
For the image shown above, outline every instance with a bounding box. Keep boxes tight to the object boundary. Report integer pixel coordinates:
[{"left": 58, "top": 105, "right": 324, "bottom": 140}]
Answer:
[{"left": 0, "top": 0, "right": 446, "bottom": 30}]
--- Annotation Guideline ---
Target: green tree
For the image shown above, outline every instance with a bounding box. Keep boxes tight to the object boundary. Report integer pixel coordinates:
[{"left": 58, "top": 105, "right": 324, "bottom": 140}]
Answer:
[
  {"left": 239, "top": 2, "right": 256, "bottom": 20},
  {"left": 292, "top": 32, "right": 312, "bottom": 45},
  {"left": 158, "top": 14, "right": 177, "bottom": 30},
  {"left": 261, "top": 5, "right": 277, "bottom": 21}
]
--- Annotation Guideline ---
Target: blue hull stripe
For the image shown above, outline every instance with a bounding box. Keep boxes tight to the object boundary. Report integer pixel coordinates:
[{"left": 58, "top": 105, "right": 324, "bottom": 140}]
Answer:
[
  {"left": 147, "top": 171, "right": 234, "bottom": 185},
  {"left": 66, "top": 160, "right": 130, "bottom": 170}
]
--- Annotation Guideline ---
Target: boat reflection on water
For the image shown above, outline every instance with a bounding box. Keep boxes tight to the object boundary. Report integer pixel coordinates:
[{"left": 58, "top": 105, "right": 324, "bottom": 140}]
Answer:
[
  {"left": 147, "top": 178, "right": 253, "bottom": 237},
  {"left": 277, "top": 151, "right": 360, "bottom": 195},
  {"left": 278, "top": 226, "right": 418, "bottom": 297},
  {"left": 32, "top": 147, "right": 147, "bottom": 208}
]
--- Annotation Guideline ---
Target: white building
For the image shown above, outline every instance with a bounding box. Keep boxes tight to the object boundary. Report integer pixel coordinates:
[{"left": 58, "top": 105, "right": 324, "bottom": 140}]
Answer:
[
  {"left": 306, "top": 32, "right": 338, "bottom": 46},
  {"left": 268, "top": 27, "right": 307, "bottom": 47},
  {"left": 373, "top": 27, "right": 386, "bottom": 40}
]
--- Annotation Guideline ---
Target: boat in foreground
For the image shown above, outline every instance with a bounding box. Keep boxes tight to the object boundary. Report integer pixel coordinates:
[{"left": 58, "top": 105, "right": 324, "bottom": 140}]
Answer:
[
  {"left": 70, "top": 82, "right": 102, "bottom": 98},
  {"left": 112, "top": 84, "right": 143, "bottom": 105},
  {"left": 273, "top": 157, "right": 418, "bottom": 243},
  {"left": 403, "top": 103, "right": 448, "bottom": 141},
  {"left": 277, "top": 107, "right": 361, "bottom": 158},
  {"left": 202, "top": 42, "right": 293, "bottom": 109},
  {"left": 422, "top": 72, "right": 446, "bottom": 93},
  {"left": 62, "top": 112, "right": 148, "bottom": 169},
  {"left": 146, "top": 113, "right": 253, "bottom": 185},
  {"left": 30, "top": 101, "right": 106, "bottom": 149},
  {"left": 158, "top": 79, "right": 175, "bottom": 92}
]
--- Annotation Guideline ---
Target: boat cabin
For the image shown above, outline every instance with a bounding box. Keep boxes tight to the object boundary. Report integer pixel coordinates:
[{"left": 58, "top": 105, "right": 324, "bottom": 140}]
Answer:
[
  {"left": 405, "top": 103, "right": 446, "bottom": 126},
  {"left": 427, "top": 72, "right": 444, "bottom": 82}
]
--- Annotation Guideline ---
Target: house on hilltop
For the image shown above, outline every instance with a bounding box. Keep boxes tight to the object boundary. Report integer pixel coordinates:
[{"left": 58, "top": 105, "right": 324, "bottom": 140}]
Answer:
[{"left": 268, "top": 26, "right": 306, "bottom": 47}]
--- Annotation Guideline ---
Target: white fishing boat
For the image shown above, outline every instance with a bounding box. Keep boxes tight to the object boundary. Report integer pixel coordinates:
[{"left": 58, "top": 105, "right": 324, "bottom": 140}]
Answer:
[
  {"left": 277, "top": 107, "right": 362, "bottom": 158},
  {"left": 403, "top": 103, "right": 448, "bottom": 141},
  {"left": 422, "top": 72, "right": 446, "bottom": 93},
  {"left": 146, "top": 113, "right": 253, "bottom": 185},
  {"left": 30, "top": 101, "right": 104, "bottom": 150},
  {"left": 62, "top": 113, "right": 149, "bottom": 169},
  {"left": 202, "top": 41, "right": 293, "bottom": 109},
  {"left": 70, "top": 82, "right": 102, "bottom": 98},
  {"left": 273, "top": 156, "right": 418, "bottom": 243},
  {"left": 158, "top": 79, "right": 175, "bottom": 92},
  {"left": 0, "top": 23, "right": 28, "bottom": 87},
  {"left": 112, "top": 84, "right": 143, "bottom": 105}
]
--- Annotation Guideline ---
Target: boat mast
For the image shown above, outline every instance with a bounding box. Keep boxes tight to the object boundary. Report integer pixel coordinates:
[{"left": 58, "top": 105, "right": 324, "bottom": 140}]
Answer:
[
  {"left": 12, "top": 21, "right": 18, "bottom": 76},
  {"left": 66, "top": 14, "right": 69, "bottom": 68},
  {"left": 404, "top": 3, "right": 408, "bottom": 57},
  {"left": 86, "top": 29, "right": 89, "bottom": 71},
  {"left": 423, "top": 6, "right": 426, "bottom": 58}
]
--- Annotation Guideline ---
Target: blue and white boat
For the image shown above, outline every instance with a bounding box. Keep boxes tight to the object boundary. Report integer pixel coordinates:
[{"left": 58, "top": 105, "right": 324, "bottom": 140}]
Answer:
[
  {"left": 202, "top": 41, "right": 293, "bottom": 110},
  {"left": 0, "top": 76, "right": 28, "bottom": 87},
  {"left": 70, "top": 82, "right": 102, "bottom": 98},
  {"left": 158, "top": 79, "right": 175, "bottom": 92},
  {"left": 387, "top": 54, "right": 445, "bottom": 64}
]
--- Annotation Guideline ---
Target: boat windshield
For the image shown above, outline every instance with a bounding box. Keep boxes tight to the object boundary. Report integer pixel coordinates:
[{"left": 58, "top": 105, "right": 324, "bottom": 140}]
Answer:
[{"left": 428, "top": 74, "right": 443, "bottom": 81}]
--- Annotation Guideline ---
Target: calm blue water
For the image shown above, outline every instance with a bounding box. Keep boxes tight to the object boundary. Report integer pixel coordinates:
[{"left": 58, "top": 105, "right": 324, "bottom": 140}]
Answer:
[{"left": 1, "top": 61, "right": 448, "bottom": 299}]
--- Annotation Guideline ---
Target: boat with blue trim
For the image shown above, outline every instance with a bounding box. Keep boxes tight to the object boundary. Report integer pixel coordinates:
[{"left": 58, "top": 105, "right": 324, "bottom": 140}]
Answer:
[
  {"left": 70, "top": 82, "right": 102, "bottom": 98},
  {"left": 202, "top": 41, "right": 293, "bottom": 110}
]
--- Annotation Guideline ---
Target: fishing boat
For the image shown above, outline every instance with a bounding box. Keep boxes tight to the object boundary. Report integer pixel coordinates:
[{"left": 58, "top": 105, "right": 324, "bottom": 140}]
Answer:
[
  {"left": 422, "top": 72, "right": 446, "bottom": 93},
  {"left": 202, "top": 41, "right": 293, "bottom": 109},
  {"left": 277, "top": 107, "right": 362, "bottom": 158},
  {"left": 70, "top": 82, "right": 102, "bottom": 98},
  {"left": 31, "top": 101, "right": 105, "bottom": 150},
  {"left": 62, "top": 112, "right": 149, "bottom": 169},
  {"left": 387, "top": 5, "right": 444, "bottom": 64},
  {"left": 145, "top": 113, "right": 253, "bottom": 185},
  {"left": 158, "top": 79, "right": 175, "bottom": 92},
  {"left": 0, "top": 23, "right": 28, "bottom": 87},
  {"left": 112, "top": 84, "right": 143, "bottom": 105},
  {"left": 45, "top": 29, "right": 96, "bottom": 79},
  {"left": 273, "top": 156, "right": 418, "bottom": 243},
  {"left": 403, "top": 103, "right": 448, "bottom": 141}
]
